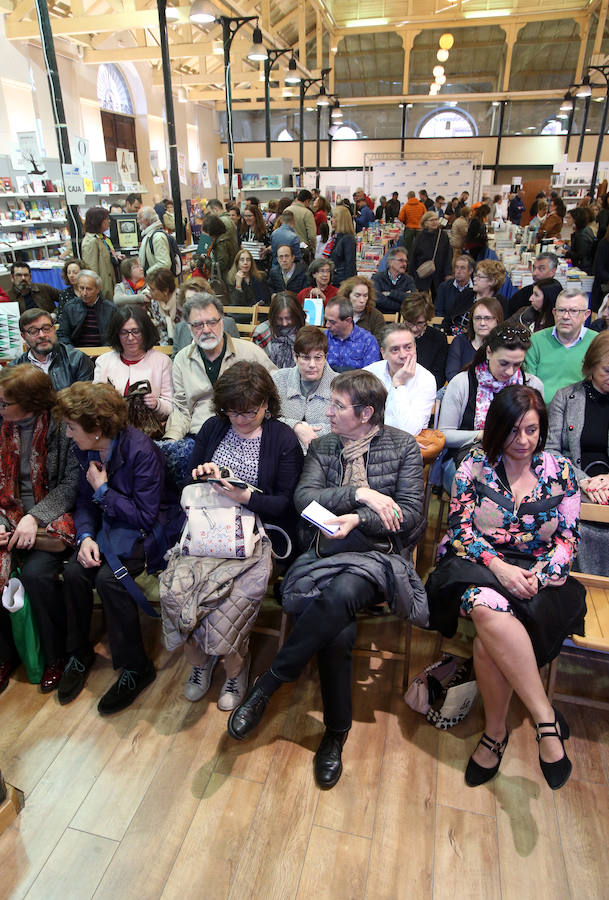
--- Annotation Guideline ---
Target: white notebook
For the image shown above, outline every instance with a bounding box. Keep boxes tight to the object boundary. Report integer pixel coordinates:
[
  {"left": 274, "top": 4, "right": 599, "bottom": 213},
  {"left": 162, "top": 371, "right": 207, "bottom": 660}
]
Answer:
[{"left": 301, "top": 500, "right": 340, "bottom": 535}]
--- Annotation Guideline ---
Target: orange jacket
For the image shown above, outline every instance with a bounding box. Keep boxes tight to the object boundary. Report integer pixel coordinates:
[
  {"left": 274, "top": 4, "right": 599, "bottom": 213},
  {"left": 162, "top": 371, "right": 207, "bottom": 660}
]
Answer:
[{"left": 398, "top": 198, "right": 426, "bottom": 229}]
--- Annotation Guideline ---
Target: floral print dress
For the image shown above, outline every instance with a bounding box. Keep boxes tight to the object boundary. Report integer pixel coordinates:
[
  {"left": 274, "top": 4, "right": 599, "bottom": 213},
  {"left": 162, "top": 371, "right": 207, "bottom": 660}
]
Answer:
[{"left": 438, "top": 448, "right": 581, "bottom": 616}]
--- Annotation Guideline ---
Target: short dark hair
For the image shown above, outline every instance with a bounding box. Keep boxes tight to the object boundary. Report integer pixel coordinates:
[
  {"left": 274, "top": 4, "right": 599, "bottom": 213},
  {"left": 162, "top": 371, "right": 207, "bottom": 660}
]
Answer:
[
  {"left": 297, "top": 189, "right": 312, "bottom": 203},
  {"left": 482, "top": 385, "right": 547, "bottom": 465},
  {"left": 84, "top": 206, "right": 109, "bottom": 234},
  {"left": 472, "top": 322, "right": 531, "bottom": 368},
  {"left": 207, "top": 199, "right": 223, "bottom": 213},
  {"left": 19, "top": 307, "right": 53, "bottom": 331},
  {"left": 466, "top": 297, "right": 504, "bottom": 341},
  {"left": 62, "top": 257, "right": 85, "bottom": 284},
  {"left": 106, "top": 305, "right": 159, "bottom": 353},
  {"left": 212, "top": 361, "right": 280, "bottom": 420},
  {"left": 202, "top": 213, "right": 226, "bottom": 237},
  {"left": 331, "top": 370, "right": 387, "bottom": 427},
  {"left": 326, "top": 297, "right": 353, "bottom": 320},
  {"left": 400, "top": 291, "right": 433, "bottom": 324},
  {"left": 0, "top": 363, "right": 55, "bottom": 415},
  {"left": 11, "top": 261, "right": 31, "bottom": 275},
  {"left": 268, "top": 292, "right": 306, "bottom": 336},
  {"left": 54, "top": 382, "right": 128, "bottom": 438},
  {"left": 126, "top": 193, "right": 142, "bottom": 205},
  {"left": 536, "top": 252, "right": 558, "bottom": 271},
  {"left": 569, "top": 207, "right": 589, "bottom": 231},
  {"left": 293, "top": 325, "right": 328, "bottom": 356}
]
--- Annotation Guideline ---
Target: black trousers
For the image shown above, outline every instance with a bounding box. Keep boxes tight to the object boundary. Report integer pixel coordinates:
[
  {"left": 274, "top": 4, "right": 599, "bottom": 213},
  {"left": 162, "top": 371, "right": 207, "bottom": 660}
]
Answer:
[
  {"left": 62, "top": 543, "right": 148, "bottom": 671},
  {"left": 273, "top": 573, "right": 377, "bottom": 732},
  {"left": 0, "top": 550, "right": 68, "bottom": 665}
]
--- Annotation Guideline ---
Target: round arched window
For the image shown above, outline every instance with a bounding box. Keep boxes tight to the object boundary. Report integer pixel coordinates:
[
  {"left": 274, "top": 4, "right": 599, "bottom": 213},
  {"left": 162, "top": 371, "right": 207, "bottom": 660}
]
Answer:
[
  {"left": 97, "top": 64, "right": 134, "bottom": 115},
  {"left": 417, "top": 109, "right": 476, "bottom": 138}
]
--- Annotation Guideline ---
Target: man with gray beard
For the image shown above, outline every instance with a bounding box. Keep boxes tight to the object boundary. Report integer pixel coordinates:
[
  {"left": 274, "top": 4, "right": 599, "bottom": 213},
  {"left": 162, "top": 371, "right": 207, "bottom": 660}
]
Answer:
[{"left": 160, "top": 293, "right": 276, "bottom": 485}]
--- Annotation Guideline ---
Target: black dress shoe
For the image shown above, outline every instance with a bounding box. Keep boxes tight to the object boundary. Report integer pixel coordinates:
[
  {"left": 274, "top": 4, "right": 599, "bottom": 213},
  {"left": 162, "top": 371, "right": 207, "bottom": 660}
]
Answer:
[
  {"left": 227, "top": 683, "right": 270, "bottom": 740},
  {"left": 97, "top": 660, "right": 156, "bottom": 716},
  {"left": 314, "top": 730, "right": 348, "bottom": 789},
  {"left": 0, "top": 658, "right": 18, "bottom": 695},
  {"left": 41, "top": 659, "right": 65, "bottom": 693},
  {"left": 536, "top": 707, "right": 572, "bottom": 791},
  {"left": 57, "top": 650, "right": 96, "bottom": 706},
  {"left": 465, "top": 731, "right": 509, "bottom": 787}
]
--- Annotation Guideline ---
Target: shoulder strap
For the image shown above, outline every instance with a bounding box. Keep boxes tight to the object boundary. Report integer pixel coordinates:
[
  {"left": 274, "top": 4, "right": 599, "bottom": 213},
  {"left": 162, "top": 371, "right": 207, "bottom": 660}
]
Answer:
[
  {"left": 97, "top": 524, "right": 160, "bottom": 618},
  {"left": 431, "top": 227, "right": 442, "bottom": 263}
]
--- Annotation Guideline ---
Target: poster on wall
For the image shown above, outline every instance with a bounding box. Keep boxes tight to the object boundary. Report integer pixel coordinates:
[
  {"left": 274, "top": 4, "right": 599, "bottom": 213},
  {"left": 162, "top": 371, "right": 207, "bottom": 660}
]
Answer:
[
  {"left": 16, "top": 132, "right": 46, "bottom": 176},
  {"left": 0, "top": 302, "right": 23, "bottom": 361},
  {"left": 72, "top": 136, "right": 93, "bottom": 180},
  {"left": 216, "top": 157, "right": 226, "bottom": 186},
  {"left": 116, "top": 147, "right": 132, "bottom": 184},
  {"left": 178, "top": 151, "right": 187, "bottom": 186},
  {"left": 201, "top": 161, "right": 212, "bottom": 189},
  {"left": 371, "top": 158, "right": 475, "bottom": 204},
  {"left": 150, "top": 150, "right": 164, "bottom": 184}
]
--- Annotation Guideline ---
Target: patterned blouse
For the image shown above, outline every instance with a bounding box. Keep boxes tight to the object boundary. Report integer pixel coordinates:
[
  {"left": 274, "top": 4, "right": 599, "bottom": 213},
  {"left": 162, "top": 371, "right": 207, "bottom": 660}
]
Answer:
[
  {"left": 211, "top": 428, "right": 261, "bottom": 487},
  {"left": 440, "top": 448, "right": 580, "bottom": 588}
]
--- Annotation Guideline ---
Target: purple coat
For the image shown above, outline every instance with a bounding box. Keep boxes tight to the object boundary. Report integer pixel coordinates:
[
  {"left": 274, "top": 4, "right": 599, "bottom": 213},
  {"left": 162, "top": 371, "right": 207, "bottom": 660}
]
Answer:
[{"left": 74, "top": 425, "right": 183, "bottom": 570}]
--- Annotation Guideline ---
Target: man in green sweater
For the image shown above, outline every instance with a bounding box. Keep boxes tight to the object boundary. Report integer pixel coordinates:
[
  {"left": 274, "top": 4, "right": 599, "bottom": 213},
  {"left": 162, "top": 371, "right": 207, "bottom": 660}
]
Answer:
[{"left": 525, "top": 288, "right": 595, "bottom": 403}]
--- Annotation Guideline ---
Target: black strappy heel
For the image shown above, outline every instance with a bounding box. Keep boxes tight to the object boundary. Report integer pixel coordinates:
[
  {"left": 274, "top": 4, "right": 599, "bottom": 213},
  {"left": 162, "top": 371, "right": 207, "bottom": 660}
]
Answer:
[
  {"left": 465, "top": 731, "right": 509, "bottom": 787},
  {"left": 536, "top": 707, "right": 572, "bottom": 790}
]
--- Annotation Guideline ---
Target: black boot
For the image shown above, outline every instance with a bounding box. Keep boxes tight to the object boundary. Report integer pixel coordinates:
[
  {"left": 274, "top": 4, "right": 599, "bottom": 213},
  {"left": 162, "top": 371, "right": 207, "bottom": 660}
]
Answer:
[{"left": 314, "top": 729, "right": 348, "bottom": 789}]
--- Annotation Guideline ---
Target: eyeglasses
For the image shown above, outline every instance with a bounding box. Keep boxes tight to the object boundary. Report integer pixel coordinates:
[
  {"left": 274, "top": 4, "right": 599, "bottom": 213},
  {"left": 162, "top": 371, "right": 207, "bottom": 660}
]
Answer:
[
  {"left": 473, "top": 315, "right": 496, "bottom": 324},
  {"left": 0, "top": 399, "right": 16, "bottom": 409},
  {"left": 24, "top": 324, "right": 54, "bottom": 336},
  {"left": 189, "top": 317, "right": 222, "bottom": 331},
  {"left": 222, "top": 405, "right": 262, "bottom": 420},
  {"left": 405, "top": 319, "right": 427, "bottom": 330},
  {"left": 555, "top": 308, "right": 588, "bottom": 317},
  {"left": 296, "top": 354, "right": 326, "bottom": 363},
  {"left": 328, "top": 399, "right": 363, "bottom": 413},
  {"left": 119, "top": 328, "right": 142, "bottom": 338}
]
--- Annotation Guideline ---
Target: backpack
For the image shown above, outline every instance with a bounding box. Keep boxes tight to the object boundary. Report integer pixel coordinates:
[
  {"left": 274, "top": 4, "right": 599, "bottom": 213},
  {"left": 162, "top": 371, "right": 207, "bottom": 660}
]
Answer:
[{"left": 143, "top": 229, "right": 183, "bottom": 277}]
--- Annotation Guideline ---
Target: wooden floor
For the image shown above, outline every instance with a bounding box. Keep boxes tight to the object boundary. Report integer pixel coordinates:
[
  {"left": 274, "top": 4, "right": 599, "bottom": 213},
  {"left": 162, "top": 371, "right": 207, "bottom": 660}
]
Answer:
[{"left": 1, "top": 508, "right": 609, "bottom": 900}]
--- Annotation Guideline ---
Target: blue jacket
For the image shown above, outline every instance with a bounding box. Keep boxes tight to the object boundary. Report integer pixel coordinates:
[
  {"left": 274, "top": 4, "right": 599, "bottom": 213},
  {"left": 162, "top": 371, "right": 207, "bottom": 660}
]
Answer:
[
  {"left": 355, "top": 205, "right": 375, "bottom": 232},
  {"left": 372, "top": 269, "right": 417, "bottom": 313},
  {"left": 188, "top": 415, "right": 304, "bottom": 541},
  {"left": 74, "top": 425, "right": 183, "bottom": 570},
  {"left": 270, "top": 224, "right": 301, "bottom": 262}
]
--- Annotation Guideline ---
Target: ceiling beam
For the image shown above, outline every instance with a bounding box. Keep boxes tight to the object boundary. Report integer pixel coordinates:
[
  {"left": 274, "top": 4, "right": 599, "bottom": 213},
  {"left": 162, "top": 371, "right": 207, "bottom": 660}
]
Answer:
[
  {"left": 82, "top": 40, "right": 249, "bottom": 63},
  {"left": 334, "top": 9, "right": 591, "bottom": 38},
  {"left": 152, "top": 68, "right": 262, "bottom": 85},
  {"left": 6, "top": 8, "right": 188, "bottom": 38}
]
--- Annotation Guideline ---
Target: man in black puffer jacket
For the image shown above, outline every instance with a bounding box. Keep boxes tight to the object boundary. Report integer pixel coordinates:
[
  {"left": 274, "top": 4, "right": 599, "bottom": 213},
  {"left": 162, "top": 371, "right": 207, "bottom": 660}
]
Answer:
[{"left": 226, "top": 369, "right": 427, "bottom": 789}]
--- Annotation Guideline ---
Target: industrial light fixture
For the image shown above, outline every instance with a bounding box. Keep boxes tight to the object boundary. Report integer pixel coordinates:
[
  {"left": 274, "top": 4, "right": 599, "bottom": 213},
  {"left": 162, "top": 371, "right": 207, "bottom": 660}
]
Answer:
[
  {"left": 560, "top": 92, "right": 574, "bottom": 112},
  {"left": 178, "top": 86, "right": 188, "bottom": 103},
  {"left": 398, "top": 102, "right": 405, "bottom": 108},
  {"left": 189, "top": 0, "right": 216, "bottom": 25},
  {"left": 247, "top": 26, "right": 268, "bottom": 61},
  {"left": 433, "top": 65, "right": 444, "bottom": 78},
  {"left": 435, "top": 74, "right": 446, "bottom": 85},
  {"left": 317, "top": 84, "right": 330, "bottom": 106},
  {"left": 439, "top": 33, "right": 454, "bottom": 50},
  {"left": 283, "top": 88, "right": 294, "bottom": 98},
  {"left": 165, "top": 4, "right": 180, "bottom": 20},
  {"left": 212, "top": 39, "right": 223, "bottom": 55},
  {"left": 492, "top": 100, "right": 501, "bottom": 106},
  {"left": 285, "top": 57, "right": 301, "bottom": 84},
  {"left": 331, "top": 100, "right": 343, "bottom": 119},
  {"left": 576, "top": 75, "right": 592, "bottom": 98},
  {"left": 430, "top": 83, "right": 440, "bottom": 95},
  {"left": 437, "top": 49, "right": 449, "bottom": 62}
]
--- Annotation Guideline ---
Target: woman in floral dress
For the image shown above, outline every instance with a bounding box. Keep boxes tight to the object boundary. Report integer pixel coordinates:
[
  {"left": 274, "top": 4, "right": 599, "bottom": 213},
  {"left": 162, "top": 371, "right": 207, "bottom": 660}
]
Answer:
[{"left": 427, "top": 385, "right": 586, "bottom": 791}]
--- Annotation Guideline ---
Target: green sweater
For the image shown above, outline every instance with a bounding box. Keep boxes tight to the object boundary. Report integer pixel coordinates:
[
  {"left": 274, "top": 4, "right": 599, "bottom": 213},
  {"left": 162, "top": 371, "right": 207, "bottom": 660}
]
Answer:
[{"left": 525, "top": 327, "right": 596, "bottom": 403}]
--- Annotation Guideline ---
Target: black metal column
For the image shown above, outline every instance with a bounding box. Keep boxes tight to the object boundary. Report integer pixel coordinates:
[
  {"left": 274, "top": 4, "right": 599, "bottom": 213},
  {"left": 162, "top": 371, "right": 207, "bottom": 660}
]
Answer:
[
  {"left": 400, "top": 104, "right": 407, "bottom": 155},
  {"left": 493, "top": 100, "right": 506, "bottom": 184},
  {"left": 34, "top": 0, "right": 81, "bottom": 254},
  {"left": 328, "top": 105, "right": 333, "bottom": 169},
  {"left": 590, "top": 88, "right": 609, "bottom": 199},
  {"left": 564, "top": 101, "right": 576, "bottom": 156},
  {"left": 157, "top": 0, "right": 185, "bottom": 242},
  {"left": 299, "top": 80, "right": 306, "bottom": 178},
  {"left": 577, "top": 95, "right": 590, "bottom": 162},
  {"left": 264, "top": 56, "right": 272, "bottom": 159},
  {"left": 316, "top": 106, "right": 321, "bottom": 189}
]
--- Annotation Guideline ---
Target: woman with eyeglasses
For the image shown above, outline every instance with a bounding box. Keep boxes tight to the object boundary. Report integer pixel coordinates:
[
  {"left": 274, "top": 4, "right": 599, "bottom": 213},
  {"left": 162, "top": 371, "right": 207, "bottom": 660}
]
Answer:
[
  {"left": 93, "top": 305, "right": 173, "bottom": 431},
  {"left": 225, "top": 369, "right": 427, "bottom": 789},
  {"left": 446, "top": 297, "right": 504, "bottom": 382},
  {"left": 180, "top": 361, "right": 303, "bottom": 711},
  {"left": 442, "top": 258, "right": 507, "bottom": 337},
  {"left": 0, "top": 364, "right": 78, "bottom": 696},
  {"left": 439, "top": 323, "right": 544, "bottom": 492},
  {"left": 271, "top": 325, "right": 337, "bottom": 451},
  {"left": 400, "top": 291, "right": 449, "bottom": 389}
]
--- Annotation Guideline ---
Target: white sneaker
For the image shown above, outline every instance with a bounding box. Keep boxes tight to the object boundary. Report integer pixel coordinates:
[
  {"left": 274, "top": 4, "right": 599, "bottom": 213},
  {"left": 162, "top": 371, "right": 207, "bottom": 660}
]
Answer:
[
  {"left": 217, "top": 656, "right": 251, "bottom": 711},
  {"left": 184, "top": 656, "right": 219, "bottom": 702}
]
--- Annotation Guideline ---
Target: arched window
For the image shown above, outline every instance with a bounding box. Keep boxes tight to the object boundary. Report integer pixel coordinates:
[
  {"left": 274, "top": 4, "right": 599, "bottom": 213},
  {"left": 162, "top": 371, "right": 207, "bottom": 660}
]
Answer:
[
  {"left": 97, "top": 64, "right": 134, "bottom": 115},
  {"left": 540, "top": 118, "right": 566, "bottom": 135},
  {"left": 416, "top": 109, "right": 476, "bottom": 138}
]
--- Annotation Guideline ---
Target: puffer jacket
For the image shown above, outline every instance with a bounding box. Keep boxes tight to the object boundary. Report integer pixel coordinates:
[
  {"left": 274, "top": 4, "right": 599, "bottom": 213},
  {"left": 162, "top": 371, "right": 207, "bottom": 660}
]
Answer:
[
  {"left": 159, "top": 535, "right": 272, "bottom": 656},
  {"left": 296, "top": 425, "right": 426, "bottom": 553}
]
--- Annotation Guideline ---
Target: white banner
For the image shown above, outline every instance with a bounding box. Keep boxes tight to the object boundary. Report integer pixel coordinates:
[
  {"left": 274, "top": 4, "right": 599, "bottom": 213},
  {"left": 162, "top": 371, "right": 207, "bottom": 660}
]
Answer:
[{"left": 371, "top": 158, "right": 474, "bottom": 203}]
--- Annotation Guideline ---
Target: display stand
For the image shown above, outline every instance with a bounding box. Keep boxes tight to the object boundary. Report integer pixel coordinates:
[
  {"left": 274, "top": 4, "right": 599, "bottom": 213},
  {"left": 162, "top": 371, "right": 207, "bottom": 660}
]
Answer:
[
  {"left": 363, "top": 151, "right": 484, "bottom": 204},
  {"left": 241, "top": 158, "right": 293, "bottom": 202}
]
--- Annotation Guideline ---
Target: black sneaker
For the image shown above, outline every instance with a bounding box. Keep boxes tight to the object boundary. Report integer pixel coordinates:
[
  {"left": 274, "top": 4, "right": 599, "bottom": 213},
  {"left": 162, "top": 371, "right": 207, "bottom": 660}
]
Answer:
[
  {"left": 97, "top": 660, "right": 156, "bottom": 716},
  {"left": 57, "top": 650, "right": 96, "bottom": 706}
]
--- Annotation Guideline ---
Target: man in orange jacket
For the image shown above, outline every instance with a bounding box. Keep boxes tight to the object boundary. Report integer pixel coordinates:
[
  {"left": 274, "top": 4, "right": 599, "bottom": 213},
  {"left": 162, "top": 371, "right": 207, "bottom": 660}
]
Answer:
[{"left": 398, "top": 191, "right": 426, "bottom": 254}]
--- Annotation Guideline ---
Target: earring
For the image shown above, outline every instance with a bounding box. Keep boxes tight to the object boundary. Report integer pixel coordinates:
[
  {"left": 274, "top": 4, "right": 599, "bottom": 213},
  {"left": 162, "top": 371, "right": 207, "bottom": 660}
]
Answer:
[
  {"left": 95, "top": 435, "right": 100, "bottom": 441},
  {"left": 264, "top": 410, "right": 271, "bottom": 419}
]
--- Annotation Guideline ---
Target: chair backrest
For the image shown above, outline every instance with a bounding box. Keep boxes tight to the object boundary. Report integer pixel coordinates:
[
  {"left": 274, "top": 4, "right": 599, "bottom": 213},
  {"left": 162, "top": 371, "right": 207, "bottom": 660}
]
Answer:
[
  {"left": 76, "top": 344, "right": 173, "bottom": 358},
  {"left": 223, "top": 305, "right": 259, "bottom": 327},
  {"left": 382, "top": 312, "right": 399, "bottom": 323}
]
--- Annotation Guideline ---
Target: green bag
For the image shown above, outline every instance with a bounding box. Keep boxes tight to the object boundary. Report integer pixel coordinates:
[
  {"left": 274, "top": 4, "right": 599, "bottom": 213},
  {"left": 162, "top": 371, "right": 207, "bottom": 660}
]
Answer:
[{"left": 4, "top": 574, "right": 44, "bottom": 684}]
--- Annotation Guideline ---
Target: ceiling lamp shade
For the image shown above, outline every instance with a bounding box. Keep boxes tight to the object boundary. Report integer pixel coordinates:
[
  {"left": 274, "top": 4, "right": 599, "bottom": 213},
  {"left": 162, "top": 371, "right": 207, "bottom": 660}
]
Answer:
[
  {"left": 439, "top": 33, "right": 454, "bottom": 50},
  {"left": 560, "top": 92, "right": 574, "bottom": 112},
  {"left": 247, "top": 26, "right": 268, "bottom": 61},
  {"left": 437, "top": 48, "right": 449, "bottom": 62},
  {"left": 285, "top": 57, "right": 301, "bottom": 84},
  {"left": 317, "top": 85, "right": 330, "bottom": 106},
  {"left": 331, "top": 101, "right": 343, "bottom": 119},
  {"left": 576, "top": 76, "right": 592, "bottom": 98},
  {"left": 435, "top": 74, "right": 446, "bottom": 85},
  {"left": 432, "top": 65, "right": 444, "bottom": 78},
  {"left": 189, "top": 0, "right": 216, "bottom": 24},
  {"left": 165, "top": 5, "right": 180, "bottom": 20},
  {"left": 430, "top": 83, "right": 440, "bottom": 95}
]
